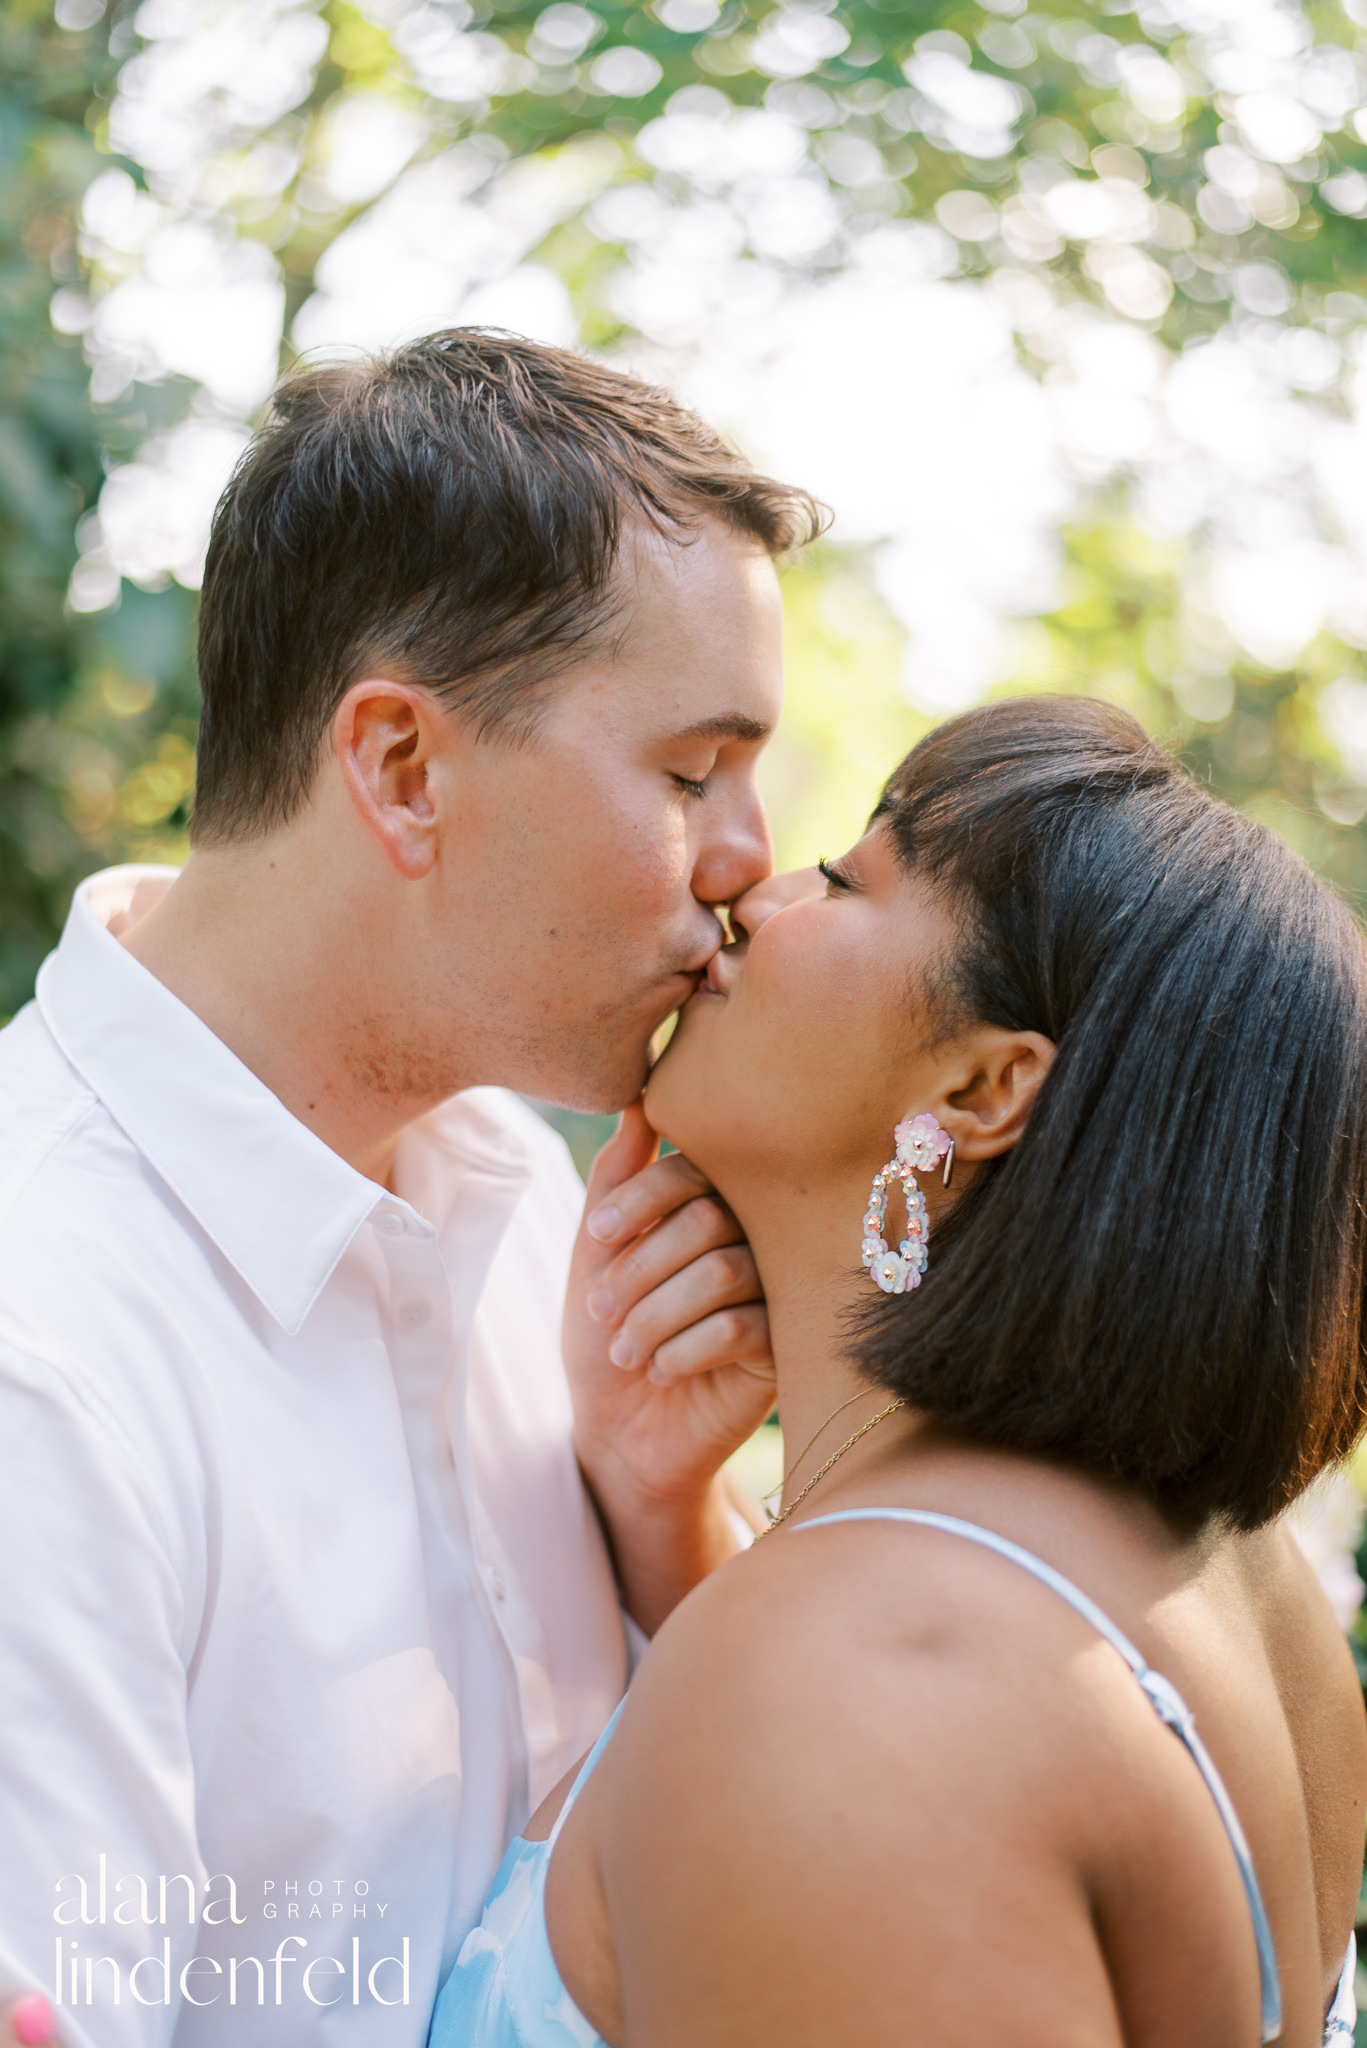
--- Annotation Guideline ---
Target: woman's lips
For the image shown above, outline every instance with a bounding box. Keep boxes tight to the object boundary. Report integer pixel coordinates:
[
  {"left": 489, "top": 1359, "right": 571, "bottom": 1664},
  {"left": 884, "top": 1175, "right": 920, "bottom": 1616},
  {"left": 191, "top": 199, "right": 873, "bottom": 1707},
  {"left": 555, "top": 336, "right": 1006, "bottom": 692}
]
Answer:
[{"left": 701, "top": 944, "right": 744, "bottom": 996}]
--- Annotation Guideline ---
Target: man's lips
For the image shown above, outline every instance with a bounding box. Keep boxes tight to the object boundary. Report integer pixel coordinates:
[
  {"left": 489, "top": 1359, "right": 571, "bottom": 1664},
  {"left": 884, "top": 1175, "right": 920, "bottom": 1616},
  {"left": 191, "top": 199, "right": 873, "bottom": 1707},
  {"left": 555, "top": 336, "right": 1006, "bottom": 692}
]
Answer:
[
  {"left": 654, "top": 966, "right": 706, "bottom": 1014},
  {"left": 655, "top": 939, "right": 736, "bottom": 1014}
]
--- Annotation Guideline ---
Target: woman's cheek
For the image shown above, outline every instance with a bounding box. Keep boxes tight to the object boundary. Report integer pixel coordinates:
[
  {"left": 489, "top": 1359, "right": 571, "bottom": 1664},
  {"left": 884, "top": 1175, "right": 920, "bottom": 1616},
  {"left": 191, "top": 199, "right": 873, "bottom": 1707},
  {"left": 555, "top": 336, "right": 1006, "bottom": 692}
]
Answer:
[
  {"left": 767, "top": 923, "right": 857, "bottom": 1026},
  {"left": 740, "top": 949, "right": 833, "bottom": 1090}
]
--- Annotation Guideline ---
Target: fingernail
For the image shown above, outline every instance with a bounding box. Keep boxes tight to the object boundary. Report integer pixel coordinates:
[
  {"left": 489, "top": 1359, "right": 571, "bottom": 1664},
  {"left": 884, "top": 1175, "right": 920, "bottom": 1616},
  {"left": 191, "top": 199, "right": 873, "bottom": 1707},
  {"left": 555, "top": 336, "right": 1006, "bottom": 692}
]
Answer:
[
  {"left": 647, "top": 1362, "right": 670, "bottom": 1386},
  {"left": 587, "top": 1287, "right": 616, "bottom": 1324},
  {"left": 609, "top": 1334, "right": 635, "bottom": 1368},
  {"left": 15, "top": 1993, "right": 55, "bottom": 2045},
  {"left": 587, "top": 1204, "right": 622, "bottom": 1242}
]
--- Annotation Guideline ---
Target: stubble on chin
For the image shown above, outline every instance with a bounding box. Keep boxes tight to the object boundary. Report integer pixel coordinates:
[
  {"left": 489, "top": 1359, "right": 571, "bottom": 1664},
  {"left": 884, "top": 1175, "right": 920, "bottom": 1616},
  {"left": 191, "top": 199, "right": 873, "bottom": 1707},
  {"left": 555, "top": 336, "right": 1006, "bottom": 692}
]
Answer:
[
  {"left": 442, "top": 992, "right": 649, "bottom": 1114},
  {"left": 521, "top": 983, "right": 705, "bottom": 1116},
  {"left": 345, "top": 946, "right": 700, "bottom": 1117}
]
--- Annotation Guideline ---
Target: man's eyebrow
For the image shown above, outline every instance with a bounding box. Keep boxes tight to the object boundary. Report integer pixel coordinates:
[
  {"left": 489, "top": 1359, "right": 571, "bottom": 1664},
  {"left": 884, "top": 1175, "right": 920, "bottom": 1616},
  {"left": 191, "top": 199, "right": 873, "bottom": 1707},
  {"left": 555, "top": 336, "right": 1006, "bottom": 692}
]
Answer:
[{"left": 669, "top": 714, "right": 771, "bottom": 744}]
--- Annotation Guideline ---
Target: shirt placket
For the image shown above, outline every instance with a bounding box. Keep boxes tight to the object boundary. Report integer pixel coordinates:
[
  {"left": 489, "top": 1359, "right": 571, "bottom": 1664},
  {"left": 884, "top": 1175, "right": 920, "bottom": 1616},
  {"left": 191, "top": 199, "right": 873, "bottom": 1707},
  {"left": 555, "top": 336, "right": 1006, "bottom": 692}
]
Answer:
[{"left": 369, "top": 1194, "right": 534, "bottom": 1814}]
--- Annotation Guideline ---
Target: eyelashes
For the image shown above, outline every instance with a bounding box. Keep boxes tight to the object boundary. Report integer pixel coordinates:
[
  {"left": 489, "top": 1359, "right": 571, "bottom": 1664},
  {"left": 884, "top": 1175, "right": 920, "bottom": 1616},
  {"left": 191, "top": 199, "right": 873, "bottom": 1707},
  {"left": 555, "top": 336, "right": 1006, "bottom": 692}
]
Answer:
[
  {"left": 818, "top": 856, "right": 851, "bottom": 891},
  {"left": 674, "top": 776, "right": 709, "bottom": 800}
]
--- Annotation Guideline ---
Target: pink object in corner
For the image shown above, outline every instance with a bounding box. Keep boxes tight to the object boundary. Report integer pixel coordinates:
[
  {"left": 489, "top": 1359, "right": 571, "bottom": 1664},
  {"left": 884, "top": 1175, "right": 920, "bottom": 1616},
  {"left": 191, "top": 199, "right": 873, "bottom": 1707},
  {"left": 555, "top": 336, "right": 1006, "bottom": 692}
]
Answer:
[{"left": 12, "top": 1994, "right": 54, "bottom": 2046}]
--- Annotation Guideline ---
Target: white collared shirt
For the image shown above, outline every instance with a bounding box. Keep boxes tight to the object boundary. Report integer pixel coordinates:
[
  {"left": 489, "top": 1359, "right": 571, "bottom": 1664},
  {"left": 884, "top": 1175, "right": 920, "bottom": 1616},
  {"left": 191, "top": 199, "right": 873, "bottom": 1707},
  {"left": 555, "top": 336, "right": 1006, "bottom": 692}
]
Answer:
[{"left": 0, "top": 868, "right": 629, "bottom": 2046}]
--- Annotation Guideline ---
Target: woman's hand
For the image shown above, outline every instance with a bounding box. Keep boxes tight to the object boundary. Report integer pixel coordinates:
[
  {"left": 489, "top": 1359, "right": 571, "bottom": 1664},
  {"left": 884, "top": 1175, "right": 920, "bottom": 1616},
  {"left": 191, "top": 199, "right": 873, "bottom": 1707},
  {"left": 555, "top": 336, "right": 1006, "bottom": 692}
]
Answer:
[{"left": 564, "top": 1102, "right": 777, "bottom": 1633}]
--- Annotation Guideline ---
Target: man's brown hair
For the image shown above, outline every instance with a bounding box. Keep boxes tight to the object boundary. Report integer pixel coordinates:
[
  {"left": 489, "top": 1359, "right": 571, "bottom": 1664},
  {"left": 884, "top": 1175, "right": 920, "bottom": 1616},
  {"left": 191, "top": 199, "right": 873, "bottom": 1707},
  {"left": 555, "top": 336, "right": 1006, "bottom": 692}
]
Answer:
[{"left": 192, "top": 328, "right": 823, "bottom": 845}]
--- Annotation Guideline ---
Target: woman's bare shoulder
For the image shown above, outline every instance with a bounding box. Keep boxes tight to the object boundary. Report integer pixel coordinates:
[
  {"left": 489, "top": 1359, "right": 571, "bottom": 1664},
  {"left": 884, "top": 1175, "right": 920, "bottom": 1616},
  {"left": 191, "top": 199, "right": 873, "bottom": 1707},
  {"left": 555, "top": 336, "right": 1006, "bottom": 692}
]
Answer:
[
  {"left": 581, "top": 1522, "right": 1154, "bottom": 2048},
  {"left": 570, "top": 1508, "right": 1294, "bottom": 2047},
  {"left": 624, "top": 1499, "right": 1153, "bottom": 1711},
  {"left": 577, "top": 1523, "right": 1164, "bottom": 2031}
]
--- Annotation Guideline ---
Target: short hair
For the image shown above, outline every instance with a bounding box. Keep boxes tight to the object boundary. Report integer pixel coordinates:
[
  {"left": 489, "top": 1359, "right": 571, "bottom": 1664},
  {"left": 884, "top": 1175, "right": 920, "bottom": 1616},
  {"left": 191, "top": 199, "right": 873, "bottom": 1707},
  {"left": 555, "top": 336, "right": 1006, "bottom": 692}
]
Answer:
[
  {"left": 857, "top": 696, "right": 1367, "bottom": 1531},
  {"left": 192, "top": 329, "right": 823, "bottom": 845}
]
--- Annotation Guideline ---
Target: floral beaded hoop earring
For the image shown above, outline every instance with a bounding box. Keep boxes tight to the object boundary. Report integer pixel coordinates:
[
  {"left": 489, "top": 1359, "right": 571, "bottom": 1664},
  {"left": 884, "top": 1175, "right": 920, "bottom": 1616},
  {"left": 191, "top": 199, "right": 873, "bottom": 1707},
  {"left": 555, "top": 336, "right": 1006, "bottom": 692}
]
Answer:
[{"left": 860, "top": 1114, "right": 954, "bottom": 1294}]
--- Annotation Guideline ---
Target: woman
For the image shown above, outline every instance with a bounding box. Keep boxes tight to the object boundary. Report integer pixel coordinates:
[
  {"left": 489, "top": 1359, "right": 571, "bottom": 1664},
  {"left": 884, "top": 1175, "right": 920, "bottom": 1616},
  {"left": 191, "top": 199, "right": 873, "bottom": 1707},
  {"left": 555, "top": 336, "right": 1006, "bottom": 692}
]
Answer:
[{"left": 432, "top": 696, "right": 1367, "bottom": 2046}]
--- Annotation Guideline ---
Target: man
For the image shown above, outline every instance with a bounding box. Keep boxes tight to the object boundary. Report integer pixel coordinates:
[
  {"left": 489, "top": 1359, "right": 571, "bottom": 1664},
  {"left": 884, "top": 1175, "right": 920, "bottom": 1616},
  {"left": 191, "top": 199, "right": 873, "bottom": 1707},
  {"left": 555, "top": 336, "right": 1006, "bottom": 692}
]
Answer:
[{"left": 0, "top": 330, "right": 818, "bottom": 2045}]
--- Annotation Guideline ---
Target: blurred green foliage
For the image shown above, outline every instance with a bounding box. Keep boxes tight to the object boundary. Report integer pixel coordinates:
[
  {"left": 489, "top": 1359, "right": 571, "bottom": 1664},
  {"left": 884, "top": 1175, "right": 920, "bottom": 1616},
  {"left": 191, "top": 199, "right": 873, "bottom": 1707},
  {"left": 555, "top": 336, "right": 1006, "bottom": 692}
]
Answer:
[
  {"left": 0, "top": 0, "right": 197, "bottom": 1015},
  {"left": 0, "top": 0, "right": 110, "bottom": 1008},
  {"left": 6, "top": 0, "right": 1367, "bottom": 1014},
  {"left": 1005, "top": 512, "right": 1367, "bottom": 909}
]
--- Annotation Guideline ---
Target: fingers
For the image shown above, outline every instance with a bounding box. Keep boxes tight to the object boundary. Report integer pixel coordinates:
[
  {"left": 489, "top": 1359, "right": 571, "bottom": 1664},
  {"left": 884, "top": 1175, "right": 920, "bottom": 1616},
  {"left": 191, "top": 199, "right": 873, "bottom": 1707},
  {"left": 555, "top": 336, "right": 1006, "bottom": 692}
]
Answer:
[
  {"left": 572, "top": 1116, "right": 772, "bottom": 1391},
  {"left": 601, "top": 1244, "right": 763, "bottom": 1374},
  {"left": 5, "top": 1994, "right": 56, "bottom": 2046},
  {"left": 648, "top": 1302, "right": 774, "bottom": 1386},
  {"left": 587, "top": 1188, "right": 744, "bottom": 1325},
  {"left": 585, "top": 1146, "right": 712, "bottom": 1249},
  {"left": 582, "top": 1101, "right": 659, "bottom": 1223}
]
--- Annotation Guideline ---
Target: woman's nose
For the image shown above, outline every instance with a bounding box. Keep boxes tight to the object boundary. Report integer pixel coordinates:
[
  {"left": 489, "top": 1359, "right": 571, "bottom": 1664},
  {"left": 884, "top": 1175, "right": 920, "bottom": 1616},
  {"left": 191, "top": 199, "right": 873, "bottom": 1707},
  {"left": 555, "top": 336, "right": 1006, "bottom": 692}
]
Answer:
[{"left": 730, "top": 866, "right": 825, "bottom": 942}]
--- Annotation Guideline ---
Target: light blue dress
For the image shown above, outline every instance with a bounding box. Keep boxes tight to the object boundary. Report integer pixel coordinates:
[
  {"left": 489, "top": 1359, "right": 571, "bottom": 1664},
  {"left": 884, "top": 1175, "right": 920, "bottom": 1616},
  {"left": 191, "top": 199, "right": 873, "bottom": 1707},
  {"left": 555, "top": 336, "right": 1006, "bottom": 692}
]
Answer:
[
  {"left": 429, "top": 1508, "right": 1357, "bottom": 2048},
  {"left": 428, "top": 1698, "right": 624, "bottom": 2047}
]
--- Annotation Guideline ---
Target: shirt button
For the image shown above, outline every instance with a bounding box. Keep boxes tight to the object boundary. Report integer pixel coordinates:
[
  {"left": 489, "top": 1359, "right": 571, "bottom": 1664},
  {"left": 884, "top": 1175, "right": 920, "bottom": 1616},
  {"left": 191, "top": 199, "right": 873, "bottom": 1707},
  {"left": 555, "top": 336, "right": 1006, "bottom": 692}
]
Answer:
[
  {"left": 375, "top": 1210, "right": 405, "bottom": 1237},
  {"left": 397, "top": 1300, "right": 430, "bottom": 1329},
  {"left": 490, "top": 1568, "right": 506, "bottom": 1601}
]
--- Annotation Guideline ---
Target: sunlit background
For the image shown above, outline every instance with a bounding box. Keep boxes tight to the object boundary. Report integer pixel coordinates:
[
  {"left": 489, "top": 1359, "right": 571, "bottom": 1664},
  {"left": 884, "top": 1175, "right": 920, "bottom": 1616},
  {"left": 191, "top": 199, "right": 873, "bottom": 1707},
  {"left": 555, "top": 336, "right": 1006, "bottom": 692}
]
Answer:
[
  {"left": 10, "top": 0, "right": 1367, "bottom": 973},
  {"left": 7, "top": 0, "right": 1367, "bottom": 1849}
]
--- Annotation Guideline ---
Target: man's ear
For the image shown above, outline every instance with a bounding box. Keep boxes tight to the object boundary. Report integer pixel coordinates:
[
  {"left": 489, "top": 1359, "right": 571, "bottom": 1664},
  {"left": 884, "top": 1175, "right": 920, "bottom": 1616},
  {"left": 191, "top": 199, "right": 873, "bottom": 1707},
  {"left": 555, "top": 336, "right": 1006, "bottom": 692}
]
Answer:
[
  {"left": 334, "top": 680, "right": 446, "bottom": 880},
  {"left": 941, "top": 1029, "right": 1056, "bottom": 1163}
]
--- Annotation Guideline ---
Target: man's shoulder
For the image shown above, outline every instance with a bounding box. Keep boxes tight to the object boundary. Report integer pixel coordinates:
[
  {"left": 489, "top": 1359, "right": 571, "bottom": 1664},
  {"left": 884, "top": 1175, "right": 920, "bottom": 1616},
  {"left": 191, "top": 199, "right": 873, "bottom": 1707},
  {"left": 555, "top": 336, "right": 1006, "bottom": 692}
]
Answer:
[
  {"left": 0, "top": 1000, "right": 197, "bottom": 1355},
  {"left": 0, "top": 1000, "right": 106, "bottom": 1224}
]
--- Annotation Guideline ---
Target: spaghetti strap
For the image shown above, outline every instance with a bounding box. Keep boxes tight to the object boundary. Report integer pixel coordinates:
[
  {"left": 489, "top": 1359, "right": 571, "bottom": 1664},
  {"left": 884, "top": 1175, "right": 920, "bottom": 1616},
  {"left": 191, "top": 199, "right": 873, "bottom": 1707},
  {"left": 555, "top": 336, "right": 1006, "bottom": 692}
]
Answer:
[
  {"left": 546, "top": 1697, "right": 627, "bottom": 1852},
  {"left": 794, "top": 1507, "right": 1283, "bottom": 2044}
]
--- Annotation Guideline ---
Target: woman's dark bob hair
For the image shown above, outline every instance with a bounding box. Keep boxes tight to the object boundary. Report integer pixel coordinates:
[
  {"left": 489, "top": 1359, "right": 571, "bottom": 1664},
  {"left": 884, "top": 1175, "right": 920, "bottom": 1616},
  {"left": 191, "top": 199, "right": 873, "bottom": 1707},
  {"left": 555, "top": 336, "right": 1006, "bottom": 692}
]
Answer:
[{"left": 857, "top": 695, "right": 1367, "bottom": 1531}]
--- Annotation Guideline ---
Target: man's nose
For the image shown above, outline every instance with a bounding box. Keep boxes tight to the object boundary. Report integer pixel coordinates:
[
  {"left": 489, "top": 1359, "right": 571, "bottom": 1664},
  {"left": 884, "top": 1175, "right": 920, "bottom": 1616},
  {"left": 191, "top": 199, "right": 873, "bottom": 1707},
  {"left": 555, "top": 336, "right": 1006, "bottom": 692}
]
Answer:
[
  {"left": 693, "top": 787, "right": 773, "bottom": 912},
  {"left": 730, "top": 866, "right": 824, "bottom": 942}
]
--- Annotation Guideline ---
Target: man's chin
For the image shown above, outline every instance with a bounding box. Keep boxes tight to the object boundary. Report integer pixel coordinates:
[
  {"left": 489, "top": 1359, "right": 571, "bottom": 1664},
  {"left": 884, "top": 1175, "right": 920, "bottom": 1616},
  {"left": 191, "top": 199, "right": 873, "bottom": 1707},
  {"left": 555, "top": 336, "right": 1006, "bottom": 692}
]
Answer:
[
  {"left": 515, "top": 985, "right": 696, "bottom": 1116},
  {"left": 527, "top": 1040, "right": 656, "bottom": 1119}
]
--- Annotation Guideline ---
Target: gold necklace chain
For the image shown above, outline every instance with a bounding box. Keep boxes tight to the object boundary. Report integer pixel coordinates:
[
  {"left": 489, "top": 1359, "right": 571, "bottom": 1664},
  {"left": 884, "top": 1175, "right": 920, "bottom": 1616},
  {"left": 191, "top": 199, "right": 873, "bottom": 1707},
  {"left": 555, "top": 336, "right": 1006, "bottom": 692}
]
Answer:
[
  {"left": 759, "top": 1398, "right": 907, "bottom": 1538},
  {"left": 758, "top": 1388, "right": 878, "bottom": 1514}
]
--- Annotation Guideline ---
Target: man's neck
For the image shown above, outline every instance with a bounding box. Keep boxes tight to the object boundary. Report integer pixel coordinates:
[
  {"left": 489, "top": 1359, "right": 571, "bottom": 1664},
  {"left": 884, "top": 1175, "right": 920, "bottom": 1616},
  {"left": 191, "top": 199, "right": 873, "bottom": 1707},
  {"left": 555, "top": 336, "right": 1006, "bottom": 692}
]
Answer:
[{"left": 118, "top": 846, "right": 448, "bottom": 1186}]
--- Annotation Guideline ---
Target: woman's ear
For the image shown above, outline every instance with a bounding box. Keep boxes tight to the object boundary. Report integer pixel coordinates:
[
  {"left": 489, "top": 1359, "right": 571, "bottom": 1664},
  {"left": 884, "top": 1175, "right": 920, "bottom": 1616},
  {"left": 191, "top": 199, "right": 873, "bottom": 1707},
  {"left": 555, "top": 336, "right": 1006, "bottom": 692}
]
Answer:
[
  {"left": 941, "top": 1029, "right": 1056, "bottom": 1162},
  {"left": 335, "top": 679, "right": 443, "bottom": 880}
]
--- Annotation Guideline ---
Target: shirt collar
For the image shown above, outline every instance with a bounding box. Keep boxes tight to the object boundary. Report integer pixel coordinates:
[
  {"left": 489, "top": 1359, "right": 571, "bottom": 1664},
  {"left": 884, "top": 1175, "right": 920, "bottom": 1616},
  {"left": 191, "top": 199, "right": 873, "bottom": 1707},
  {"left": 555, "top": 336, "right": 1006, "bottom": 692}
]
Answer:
[{"left": 36, "top": 866, "right": 405, "bottom": 1335}]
